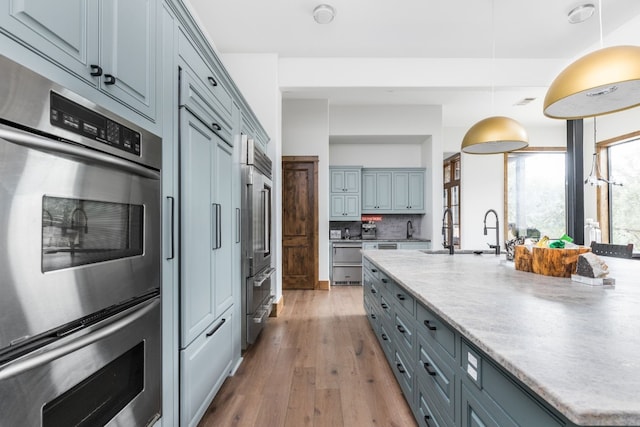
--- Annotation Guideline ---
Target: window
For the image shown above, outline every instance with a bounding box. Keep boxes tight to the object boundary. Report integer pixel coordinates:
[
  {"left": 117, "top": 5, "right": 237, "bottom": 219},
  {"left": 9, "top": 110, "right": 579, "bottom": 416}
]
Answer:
[
  {"left": 505, "top": 149, "right": 566, "bottom": 241},
  {"left": 596, "top": 132, "right": 640, "bottom": 250},
  {"left": 443, "top": 154, "right": 460, "bottom": 247}
]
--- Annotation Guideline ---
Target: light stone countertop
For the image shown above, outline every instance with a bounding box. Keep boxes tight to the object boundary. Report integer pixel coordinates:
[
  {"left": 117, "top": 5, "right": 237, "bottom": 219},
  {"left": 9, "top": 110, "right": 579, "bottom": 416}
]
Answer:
[{"left": 362, "top": 249, "right": 640, "bottom": 426}]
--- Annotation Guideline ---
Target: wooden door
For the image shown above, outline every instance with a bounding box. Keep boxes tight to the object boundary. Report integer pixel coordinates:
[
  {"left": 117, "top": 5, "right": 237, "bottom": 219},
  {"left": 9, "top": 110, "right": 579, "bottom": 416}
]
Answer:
[{"left": 282, "top": 156, "right": 318, "bottom": 290}]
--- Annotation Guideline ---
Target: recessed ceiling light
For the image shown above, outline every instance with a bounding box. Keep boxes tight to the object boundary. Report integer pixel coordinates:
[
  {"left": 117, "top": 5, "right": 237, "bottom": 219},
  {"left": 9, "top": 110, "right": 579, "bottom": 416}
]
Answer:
[
  {"left": 514, "top": 97, "right": 536, "bottom": 106},
  {"left": 567, "top": 3, "right": 595, "bottom": 24},
  {"left": 313, "top": 4, "right": 336, "bottom": 24}
]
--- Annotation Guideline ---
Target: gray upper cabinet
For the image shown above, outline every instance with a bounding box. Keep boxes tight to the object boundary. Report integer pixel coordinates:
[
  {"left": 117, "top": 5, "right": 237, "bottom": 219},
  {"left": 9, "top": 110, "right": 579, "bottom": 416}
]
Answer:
[
  {"left": 0, "top": 0, "right": 157, "bottom": 120},
  {"left": 331, "top": 168, "right": 361, "bottom": 193},
  {"left": 362, "top": 169, "right": 393, "bottom": 213},
  {"left": 393, "top": 169, "right": 426, "bottom": 213},
  {"left": 330, "top": 167, "right": 361, "bottom": 220}
]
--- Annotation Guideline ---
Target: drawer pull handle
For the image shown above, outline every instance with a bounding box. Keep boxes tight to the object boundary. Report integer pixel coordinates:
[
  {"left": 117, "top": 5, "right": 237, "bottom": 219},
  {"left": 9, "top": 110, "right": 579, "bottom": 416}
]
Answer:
[
  {"left": 212, "top": 123, "right": 222, "bottom": 131},
  {"left": 397, "top": 293, "right": 406, "bottom": 301},
  {"left": 208, "top": 76, "right": 218, "bottom": 86},
  {"left": 396, "top": 363, "right": 406, "bottom": 374},
  {"left": 381, "top": 333, "right": 388, "bottom": 341},
  {"left": 371, "top": 314, "right": 376, "bottom": 319},
  {"left": 371, "top": 289, "right": 377, "bottom": 294},
  {"left": 423, "top": 320, "right": 437, "bottom": 331},
  {"left": 206, "top": 318, "right": 226, "bottom": 337},
  {"left": 104, "top": 74, "right": 116, "bottom": 85},
  {"left": 397, "top": 325, "right": 406, "bottom": 334},
  {"left": 381, "top": 278, "right": 388, "bottom": 283},
  {"left": 423, "top": 362, "right": 437, "bottom": 376},
  {"left": 381, "top": 303, "right": 389, "bottom": 309},
  {"left": 371, "top": 269, "right": 377, "bottom": 273},
  {"left": 424, "top": 415, "right": 431, "bottom": 427},
  {"left": 90, "top": 64, "right": 103, "bottom": 76}
]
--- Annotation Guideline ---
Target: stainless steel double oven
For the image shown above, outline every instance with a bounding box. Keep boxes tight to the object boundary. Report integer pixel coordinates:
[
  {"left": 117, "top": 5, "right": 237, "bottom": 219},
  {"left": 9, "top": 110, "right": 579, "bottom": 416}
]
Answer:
[
  {"left": 0, "top": 56, "right": 162, "bottom": 426},
  {"left": 241, "top": 135, "right": 274, "bottom": 349}
]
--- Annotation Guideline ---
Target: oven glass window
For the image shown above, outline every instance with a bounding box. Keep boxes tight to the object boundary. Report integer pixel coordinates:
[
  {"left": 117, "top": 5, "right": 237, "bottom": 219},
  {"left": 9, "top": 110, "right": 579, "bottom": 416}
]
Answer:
[{"left": 42, "top": 196, "right": 144, "bottom": 272}]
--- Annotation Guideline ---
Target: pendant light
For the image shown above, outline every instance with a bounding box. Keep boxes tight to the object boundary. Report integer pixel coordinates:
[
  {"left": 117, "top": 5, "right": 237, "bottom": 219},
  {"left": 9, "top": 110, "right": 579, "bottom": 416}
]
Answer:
[
  {"left": 544, "top": 0, "right": 640, "bottom": 119},
  {"left": 461, "top": 0, "right": 528, "bottom": 154},
  {"left": 584, "top": 117, "right": 623, "bottom": 186}
]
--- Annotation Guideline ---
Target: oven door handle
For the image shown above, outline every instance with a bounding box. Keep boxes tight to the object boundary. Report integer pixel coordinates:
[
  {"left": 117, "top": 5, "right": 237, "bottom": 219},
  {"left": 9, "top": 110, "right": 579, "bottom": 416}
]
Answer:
[
  {"left": 0, "top": 126, "right": 160, "bottom": 180},
  {"left": 260, "top": 189, "right": 270, "bottom": 254},
  {"left": 0, "top": 297, "right": 159, "bottom": 381}
]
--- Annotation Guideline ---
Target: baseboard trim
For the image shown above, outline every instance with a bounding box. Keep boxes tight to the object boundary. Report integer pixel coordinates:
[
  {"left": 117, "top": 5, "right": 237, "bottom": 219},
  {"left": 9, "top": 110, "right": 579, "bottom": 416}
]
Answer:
[
  {"left": 317, "top": 280, "right": 330, "bottom": 290},
  {"left": 270, "top": 295, "right": 284, "bottom": 317}
]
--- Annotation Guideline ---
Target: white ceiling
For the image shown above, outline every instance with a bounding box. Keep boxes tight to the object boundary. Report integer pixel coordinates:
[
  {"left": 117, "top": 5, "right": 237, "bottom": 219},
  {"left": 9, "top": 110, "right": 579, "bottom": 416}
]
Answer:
[{"left": 186, "top": 0, "right": 640, "bottom": 130}]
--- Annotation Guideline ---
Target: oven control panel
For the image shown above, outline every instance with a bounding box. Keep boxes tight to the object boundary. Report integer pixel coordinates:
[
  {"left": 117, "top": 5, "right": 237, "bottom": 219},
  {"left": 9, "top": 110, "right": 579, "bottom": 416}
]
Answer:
[{"left": 50, "top": 92, "right": 141, "bottom": 156}]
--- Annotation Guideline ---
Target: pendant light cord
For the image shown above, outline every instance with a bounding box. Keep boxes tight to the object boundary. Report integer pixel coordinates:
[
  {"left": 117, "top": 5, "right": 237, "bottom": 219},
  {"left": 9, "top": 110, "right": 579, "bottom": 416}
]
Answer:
[
  {"left": 598, "top": 0, "right": 603, "bottom": 48},
  {"left": 490, "top": 0, "right": 495, "bottom": 112}
]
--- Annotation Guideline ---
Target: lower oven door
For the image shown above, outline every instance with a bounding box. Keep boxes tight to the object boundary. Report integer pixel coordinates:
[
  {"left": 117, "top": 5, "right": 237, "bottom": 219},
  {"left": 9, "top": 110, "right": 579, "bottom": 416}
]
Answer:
[
  {"left": 0, "top": 297, "right": 161, "bottom": 427},
  {"left": 245, "top": 267, "right": 275, "bottom": 346}
]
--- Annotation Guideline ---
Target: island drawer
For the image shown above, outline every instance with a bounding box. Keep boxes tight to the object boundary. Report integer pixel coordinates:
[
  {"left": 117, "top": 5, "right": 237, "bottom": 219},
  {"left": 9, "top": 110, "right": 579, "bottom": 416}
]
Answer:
[
  {"left": 393, "top": 309, "right": 416, "bottom": 363},
  {"left": 461, "top": 340, "right": 563, "bottom": 427},
  {"left": 393, "top": 348, "right": 414, "bottom": 399},
  {"left": 362, "top": 258, "right": 379, "bottom": 279},
  {"left": 417, "top": 303, "right": 456, "bottom": 360},
  {"left": 417, "top": 382, "right": 454, "bottom": 427},
  {"left": 391, "top": 281, "right": 415, "bottom": 316},
  {"left": 417, "top": 337, "right": 456, "bottom": 423}
]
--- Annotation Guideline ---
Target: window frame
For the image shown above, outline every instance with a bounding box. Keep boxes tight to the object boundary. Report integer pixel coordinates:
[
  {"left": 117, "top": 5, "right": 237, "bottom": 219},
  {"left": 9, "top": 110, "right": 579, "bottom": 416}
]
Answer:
[
  {"left": 503, "top": 147, "right": 566, "bottom": 241},
  {"left": 443, "top": 153, "right": 461, "bottom": 248},
  {"left": 596, "top": 130, "right": 640, "bottom": 244}
]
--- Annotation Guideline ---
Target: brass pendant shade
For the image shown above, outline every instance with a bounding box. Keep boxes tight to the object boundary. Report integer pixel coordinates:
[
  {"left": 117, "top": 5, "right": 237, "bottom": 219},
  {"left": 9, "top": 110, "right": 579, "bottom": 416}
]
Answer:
[
  {"left": 544, "top": 45, "right": 640, "bottom": 119},
  {"left": 461, "top": 116, "right": 529, "bottom": 154}
]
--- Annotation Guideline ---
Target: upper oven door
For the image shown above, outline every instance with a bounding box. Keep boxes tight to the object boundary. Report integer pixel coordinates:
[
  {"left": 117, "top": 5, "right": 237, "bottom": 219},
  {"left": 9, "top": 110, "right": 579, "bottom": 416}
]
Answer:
[{"left": 0, "top": 124, "right": 160, "bottom": 351}]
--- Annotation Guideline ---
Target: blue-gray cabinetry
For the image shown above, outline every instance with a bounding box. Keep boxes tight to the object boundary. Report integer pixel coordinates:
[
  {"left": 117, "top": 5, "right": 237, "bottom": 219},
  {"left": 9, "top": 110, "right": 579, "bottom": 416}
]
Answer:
[
  {"left": 393, "top": 169, "right": 426, "bottom": 213},
  {"left": 363, "top": 256, "right": 567, "bottom": 427},
  {"left": 362, "top": 169, "right": 393, "bottom": 212},
  {"left": 0, "top": 0, "right": 157, "bottom": 120},
  {"left": 330, "top": 166, "right": 361, "bottom": 220},
  {"left": 362, "top": 168, "right": 426, "bottom": 214}
]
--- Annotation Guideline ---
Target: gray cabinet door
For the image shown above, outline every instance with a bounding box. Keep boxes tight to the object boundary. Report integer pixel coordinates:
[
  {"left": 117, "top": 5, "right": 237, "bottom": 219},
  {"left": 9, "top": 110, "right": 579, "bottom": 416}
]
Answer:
[
  {"left": 330, "top": 167, "right": 361, "bottom": 193},
  {"left": 329, "top": 194, "right": 360, "bottom": 220},
  {"left": 212, "top": 137, "right": 234, "bottom": 316},
  {"left": 393, "top": 170, "right": 425, "bottom": 212},
  {"left": 362, "top": 170, "right": 392, "bottom": 212},
  {"left": 100, "top": 0, "right": 156, "bottom": 119},
  {"left": 180, "top": 110, "right": 216, "bottom": 348},
  {"left": 0, "top": 0, "right": 156, "bottom": 119},
  {"left": 0, "top": 0, "right": 97, "bottom": 80}
]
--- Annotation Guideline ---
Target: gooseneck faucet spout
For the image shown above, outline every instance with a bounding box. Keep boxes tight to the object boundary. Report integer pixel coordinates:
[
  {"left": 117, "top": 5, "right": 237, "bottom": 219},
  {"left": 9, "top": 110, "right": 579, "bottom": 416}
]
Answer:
[
  {"left": 442, "top": 208, "right": 454, "bottom": 255},
  {"left": 406, "top": 220, "right": 414, "bottom": 239},
  {"left": 483, "top": 209, "right": 500, "bottom": 255}
]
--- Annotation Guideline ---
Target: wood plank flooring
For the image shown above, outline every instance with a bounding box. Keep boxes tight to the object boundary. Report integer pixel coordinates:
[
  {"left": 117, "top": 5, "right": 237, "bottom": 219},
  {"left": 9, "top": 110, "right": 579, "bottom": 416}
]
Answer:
[{"left": 198, "top": 287, "right": 418, "bottom": 427}]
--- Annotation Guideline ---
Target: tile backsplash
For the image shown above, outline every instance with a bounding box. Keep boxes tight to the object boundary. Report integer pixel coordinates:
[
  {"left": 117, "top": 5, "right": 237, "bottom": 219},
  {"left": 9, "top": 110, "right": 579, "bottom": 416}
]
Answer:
[{"left": 330, "top": 214, "right": 423, "bottom": 240}]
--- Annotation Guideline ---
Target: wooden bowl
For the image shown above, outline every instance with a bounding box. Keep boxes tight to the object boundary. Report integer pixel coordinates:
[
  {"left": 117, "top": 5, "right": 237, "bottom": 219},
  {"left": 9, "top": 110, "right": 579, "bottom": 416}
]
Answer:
[{"left": 531, "top": 246, "right": 591, "bottom": 277}]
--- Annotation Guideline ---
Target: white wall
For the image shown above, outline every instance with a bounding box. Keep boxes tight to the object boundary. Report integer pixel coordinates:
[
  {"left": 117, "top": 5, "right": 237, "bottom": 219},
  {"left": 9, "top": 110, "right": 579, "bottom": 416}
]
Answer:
[
  {"left": 329, "top": 143, "right": 423, "bottom": 167},
  {"left": 281, "top": 99, "right": 330, "bottom": 283}
]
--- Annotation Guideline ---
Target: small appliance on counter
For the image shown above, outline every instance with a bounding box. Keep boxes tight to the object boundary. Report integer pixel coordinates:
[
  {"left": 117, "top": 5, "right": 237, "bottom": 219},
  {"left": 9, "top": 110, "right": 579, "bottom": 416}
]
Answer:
[
  {"left": 330, "top": 229, "right": 342, "bottom": 239},
  {"left": 362, "top": 223, "right": 377, "bottom": 240}
]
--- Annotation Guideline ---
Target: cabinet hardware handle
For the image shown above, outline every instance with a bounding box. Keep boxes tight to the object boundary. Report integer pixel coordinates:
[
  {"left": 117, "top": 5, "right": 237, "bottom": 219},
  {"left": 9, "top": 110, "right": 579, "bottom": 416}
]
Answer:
[
  {"left": 381, "top": 333, "right": 388, "bottom": 341},
  {"left": 381, "top": 278, "right": 388, "bottom": 283},
  {"left": 423, "top": 320, "right": 437, "bottom": 331},
  {"left": 371, "top": 269, "right": 377, "bottom": 273},
  {"left": 397, "top": 293, "right": 406, "bottom": 301},
  {"left": 104, "top": 74, "right": 116, "bottom": 85},
  {"left": 423, "top": 362, "right": 437, "bottom": 376},
  {"left": 370, "top": 289, "right": 377, "bottom": 294},
  {"left": 166, "top": 197, "right": 175, "bottom": 260},
  {"left": 212, "top": 123, "right": 222, "bottom": 131},
  {"left": 424, "top": 415, "right": 431, "bottom": 427},
  {"left": 206, "top": 318, "right": 226, "bottom": 337},
  {"left": 208, "top": 76, "right": 218, "bottom": 86},
  {"left": 397, "top": 325, "right": 406, "bottom": 334},
  {"left": 381, "top": 303, "right": 388, "bottom": 309},
  {"left": 236, "top": 208, "right": 241, "bottom": 243},
  {"left": 371, "top": 314, "right": 376, "bottom": 319},
  {"left": 396, "top": 363, "right": 406, "bottom": 374},
  {"left": 90, "top": 64, "right": 103, "bottom": 76}
]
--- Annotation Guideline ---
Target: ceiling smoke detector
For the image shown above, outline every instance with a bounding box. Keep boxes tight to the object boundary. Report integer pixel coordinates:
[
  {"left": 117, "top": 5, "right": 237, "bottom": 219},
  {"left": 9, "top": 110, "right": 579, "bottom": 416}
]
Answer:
[
  {"left": 313, "top": 4, "right": 335, "bottom": 24},
  {"left": 567, "top": 3, "right": 595, "bottom": 24}
]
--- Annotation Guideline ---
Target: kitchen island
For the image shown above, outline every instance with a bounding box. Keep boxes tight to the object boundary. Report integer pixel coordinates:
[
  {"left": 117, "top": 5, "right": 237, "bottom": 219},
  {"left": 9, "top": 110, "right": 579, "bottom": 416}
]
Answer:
[{"left": 362, "top": 249, "right": 640, "bottom": 427}]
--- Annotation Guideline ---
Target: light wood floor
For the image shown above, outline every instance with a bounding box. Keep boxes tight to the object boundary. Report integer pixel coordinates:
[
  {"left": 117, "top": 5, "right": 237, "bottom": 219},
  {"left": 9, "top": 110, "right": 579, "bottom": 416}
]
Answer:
[{"left": 198, "top": 287, "right": 418, "bottom": 427}]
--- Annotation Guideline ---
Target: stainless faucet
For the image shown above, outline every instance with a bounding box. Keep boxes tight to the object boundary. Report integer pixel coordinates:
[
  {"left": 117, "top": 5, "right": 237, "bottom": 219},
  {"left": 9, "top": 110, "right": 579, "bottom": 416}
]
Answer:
[
  {"left": 442, "top": 208, "right": 454, "bottom": 255},
  {"left": 483, "top": 209, "right": 500, "bottom": 255},
  {"left": 406, "top": 220, "right": 414, "bottom": 239}
]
